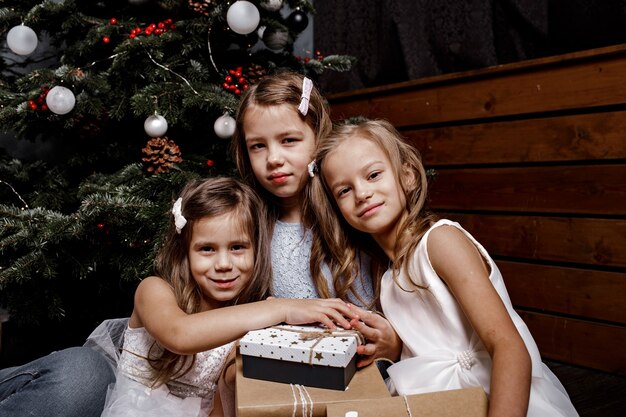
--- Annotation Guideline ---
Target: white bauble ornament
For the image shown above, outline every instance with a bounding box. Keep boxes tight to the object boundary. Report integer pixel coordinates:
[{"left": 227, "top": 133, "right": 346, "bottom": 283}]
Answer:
[
  {"left": 259, "top": 0, "right": 283, "bottom": 12},
  {"left": 214, "top": 113, "right": 236, "bottom": 139},
  {"left": 6, "top": 25, "right": 38, "bottom": 55},
  {"left": 226, "top": 1, "right": 260, "bottom": 35},
  {"left": 45, "top": 86, "right": 76, "bottom": 115},
  {"left": 144, "top": 114, "right": 168, "bottom": 137}
]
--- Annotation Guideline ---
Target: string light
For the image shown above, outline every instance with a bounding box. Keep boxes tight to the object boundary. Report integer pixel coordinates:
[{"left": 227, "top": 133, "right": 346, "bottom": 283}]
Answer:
[
  {"left": 0, "top": 180, "right": 29, "bottom": 209},
  {"left": 143, "top": 48, "right": 199, "bottom": 95},
  {"left": 207, "top": 28, "right": 220, "bottom": 75}
]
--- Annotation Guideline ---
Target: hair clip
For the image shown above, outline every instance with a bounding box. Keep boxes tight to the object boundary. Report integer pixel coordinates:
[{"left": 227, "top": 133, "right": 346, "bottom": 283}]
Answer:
[
  {"left": 298, "top": 77, "right": 313, "bottom": 116},
  {"left": 172, "top": 197, "right": 187, "bottom": 234},
  {"left": 307, "top": 159, "right": 317, "bottom": 178}
]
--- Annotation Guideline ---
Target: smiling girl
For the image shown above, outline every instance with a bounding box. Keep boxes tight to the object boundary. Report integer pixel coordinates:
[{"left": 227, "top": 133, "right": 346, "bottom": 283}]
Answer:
[
  {"left": 100, "top": 177, "right": 356, "bottom": 417},
  {"left": 308, "top": 119, "right": 579, "bottom": 417}
]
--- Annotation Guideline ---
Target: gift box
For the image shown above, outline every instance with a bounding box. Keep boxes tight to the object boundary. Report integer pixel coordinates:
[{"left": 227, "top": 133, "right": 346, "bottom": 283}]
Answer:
[
  {"left": 326, "top": 387, "right": 488, "bottom": 417},
  {"left": 239, "top": 324, "right": 360, "bottom": 390},
  {"left": 235, "top": 352, "right": 392, "bottom": 417}
]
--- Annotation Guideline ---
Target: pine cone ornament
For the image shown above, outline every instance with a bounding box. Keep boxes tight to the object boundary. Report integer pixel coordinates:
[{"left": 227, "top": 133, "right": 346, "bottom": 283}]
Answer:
[
  {"left": 246, "top": 63, "right": 267, "bottom": 84},
  {"left": 141, "top": 136, "right": 183, "bottom": 174}
]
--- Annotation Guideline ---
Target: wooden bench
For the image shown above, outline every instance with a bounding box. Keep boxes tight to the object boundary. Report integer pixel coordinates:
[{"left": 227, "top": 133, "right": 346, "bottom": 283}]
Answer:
[{"left": 327, "top": 44, "right": 626, "bottom": 414}]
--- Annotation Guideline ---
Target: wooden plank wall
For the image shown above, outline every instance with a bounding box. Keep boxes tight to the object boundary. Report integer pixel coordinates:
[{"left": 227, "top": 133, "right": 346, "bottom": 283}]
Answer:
[{"left": 328, "top": 44, "right": 626, "bottom": 375}]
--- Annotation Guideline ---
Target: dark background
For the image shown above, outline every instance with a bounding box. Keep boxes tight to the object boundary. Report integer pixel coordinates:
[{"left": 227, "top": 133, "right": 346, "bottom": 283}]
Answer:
[{"left": 314, "top": 0, "right": 626, "bottom": 93}]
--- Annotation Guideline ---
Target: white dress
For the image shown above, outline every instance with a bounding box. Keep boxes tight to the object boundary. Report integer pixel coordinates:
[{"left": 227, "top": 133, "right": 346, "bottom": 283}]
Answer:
[
  {"left": 100, "top": 326, "right": 234, "bottom": 417},
  {"left": 381, "top": 219, "right": 578, "bottom": 417}
]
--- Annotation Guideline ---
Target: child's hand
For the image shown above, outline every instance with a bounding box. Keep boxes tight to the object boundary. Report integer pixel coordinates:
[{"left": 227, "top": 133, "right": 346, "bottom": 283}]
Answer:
[
  {"left": 276, "top": 298, "right": 358, "bottom": 330},
  {"left": 345, "top": 304, "right": 402, "bottom": 368}
]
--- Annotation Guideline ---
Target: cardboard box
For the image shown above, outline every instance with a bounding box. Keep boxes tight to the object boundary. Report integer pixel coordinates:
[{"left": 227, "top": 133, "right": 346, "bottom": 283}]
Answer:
[
  {"left": 239, "top": 325, "right": 359, "bottom": 390},
  {"left": 235, "top": 353, "right": 392, "bottom": 417},
  {"left": 326, "top": 387, "right": 488, "bottom": 417}
]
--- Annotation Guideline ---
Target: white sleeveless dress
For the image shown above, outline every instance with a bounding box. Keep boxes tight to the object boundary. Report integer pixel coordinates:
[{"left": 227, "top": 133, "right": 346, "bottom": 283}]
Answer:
[
  {"left": 100, "top": 326, "right": 234, "bottom": 417},
  {"left": 381, "top": 219, "right": 578, "bottom": 416}
]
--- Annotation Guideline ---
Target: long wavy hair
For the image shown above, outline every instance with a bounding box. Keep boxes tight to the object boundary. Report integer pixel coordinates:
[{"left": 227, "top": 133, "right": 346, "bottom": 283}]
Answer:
[
  {"left": 148, "top": 176, "right": 272, "bottom": 387},
  {"left": 308, "top": 119, "right": 438, "bottom": 298},
  {"left": 230, "top": 70, "right": 337, "bottom": 299}
]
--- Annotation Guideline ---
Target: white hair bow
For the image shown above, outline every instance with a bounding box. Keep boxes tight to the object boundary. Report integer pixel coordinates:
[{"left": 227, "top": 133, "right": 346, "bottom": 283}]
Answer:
[
  {"left": 298, "top": 77, "right": 313, "bottom": 116},
  {"left": 307, "top": 160, "right": 317, "bottom": 178},
  {"left": 172, "top": 197, "right": 187, "bottom": 234}
]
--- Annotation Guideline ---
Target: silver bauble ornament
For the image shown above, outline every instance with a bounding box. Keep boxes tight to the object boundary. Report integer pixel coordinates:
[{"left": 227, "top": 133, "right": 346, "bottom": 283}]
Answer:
[
  {"left": 45, "top": 86, "right": 76, "bottom": 115},
  {"left": 259, "top": 0, "right": 283, "bottom": 12},
  {"left": 144, "top": 114, "right": 168, "bottom": 137},
  {"left": 262, "top": 28, "right": 289, "bottom": 51},
  {"left": 213, "top": 113, "right": 236, "bottom": 139},
  {"left": 128, "top": 0, "right": 150, "bottom": 5},
  {"left": 6, "top": 25, "right": 38, "bottom": 55},
  {"left": 226, "top": 1, "right": 260, "bottom": 35}
]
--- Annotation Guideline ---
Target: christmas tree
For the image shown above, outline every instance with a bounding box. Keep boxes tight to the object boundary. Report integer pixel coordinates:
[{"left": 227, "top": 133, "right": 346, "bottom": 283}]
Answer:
[{"left": 0, "top": 0, "right": 354, "bottom": 364}]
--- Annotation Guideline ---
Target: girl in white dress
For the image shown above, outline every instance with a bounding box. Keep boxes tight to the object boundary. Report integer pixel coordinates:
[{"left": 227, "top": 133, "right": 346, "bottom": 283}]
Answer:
[
  {"left": 308, "top": 119, "right": 579, "bottom": 417},
  {"left": 99, "top": 177, "right": 357, "bottom": 417}
]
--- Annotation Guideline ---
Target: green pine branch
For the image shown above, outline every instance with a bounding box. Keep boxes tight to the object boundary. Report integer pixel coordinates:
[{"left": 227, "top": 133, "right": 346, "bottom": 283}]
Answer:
[{"left": 0, "top": 0, "right": 355, "bottom": 331}]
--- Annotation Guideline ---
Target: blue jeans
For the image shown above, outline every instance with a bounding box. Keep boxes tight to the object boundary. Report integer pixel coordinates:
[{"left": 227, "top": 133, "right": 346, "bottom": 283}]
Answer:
[{"left": 0, "top": 346, "right": 115, "bottom": 417}]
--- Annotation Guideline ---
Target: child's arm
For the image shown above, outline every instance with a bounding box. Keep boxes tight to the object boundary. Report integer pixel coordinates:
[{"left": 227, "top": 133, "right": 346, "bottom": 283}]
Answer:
[
  {"left": 131, "top": 276, "right": 358, "bottom": 355},
  {"left": 345, "top": 306, "right": 402, "bottom": 367},
  {"left": 427, "top": 225, "right": 531, "bottom": 417}
]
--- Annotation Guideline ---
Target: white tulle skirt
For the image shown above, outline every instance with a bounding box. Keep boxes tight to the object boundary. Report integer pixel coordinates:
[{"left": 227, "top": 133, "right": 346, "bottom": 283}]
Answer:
[{"left": 101, "top": 374, "right": 209, "bottom": 417}]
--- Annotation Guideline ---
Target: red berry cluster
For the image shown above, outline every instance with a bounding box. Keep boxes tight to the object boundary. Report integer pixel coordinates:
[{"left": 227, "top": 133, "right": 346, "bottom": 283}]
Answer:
[
  {"left": 222, "top": 67, "right": 249, "bottom": 95},
  {"left": 102, "top": 17, "right": 117, "bottom": 44},
  {"left": 296, "top": 50, "right": 325, "bottom": 63},
  {"left": 128, "top": 18, "right": 176, "bottom": 39},
  {"left": 27, "top": 86, "right": 50, "bottom": 112}
]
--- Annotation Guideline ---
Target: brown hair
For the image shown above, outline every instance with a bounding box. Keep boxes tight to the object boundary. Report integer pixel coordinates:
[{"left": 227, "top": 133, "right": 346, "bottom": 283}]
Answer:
[
  {"left": 230, "top": 70, "right": 337, "bottom": 298},
  {"left": 231, "top": 70, "right": 332, "bottom": 221},
  {"left": 149, "top": 176, "right": 272, "bottom": 386},
  {"left": 308, "top": 119, "right": 437, "bottom": 297}
]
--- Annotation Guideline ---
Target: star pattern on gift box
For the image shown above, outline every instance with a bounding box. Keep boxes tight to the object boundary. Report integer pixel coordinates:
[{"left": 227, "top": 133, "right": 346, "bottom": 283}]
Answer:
[{"left": 240, "top": 325, "right": 358, "bottom": 367}]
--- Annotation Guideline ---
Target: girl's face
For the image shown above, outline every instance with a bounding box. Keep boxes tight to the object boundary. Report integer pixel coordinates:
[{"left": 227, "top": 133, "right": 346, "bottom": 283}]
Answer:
[
  {"left": 188, "top": 212, "right": 254, "bottom": 310},
  {"left": 323, "top": 136, "right": 407, "bottom": 254},
  {"left": 243, "top": 103, "right": 316, "bottom": 207}
]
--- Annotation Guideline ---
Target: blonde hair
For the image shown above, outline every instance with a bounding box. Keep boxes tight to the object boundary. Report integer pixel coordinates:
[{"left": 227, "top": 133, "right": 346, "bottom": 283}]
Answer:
[
  {"left": 149, "top": 176, "right": 272, "bottom": 387},
  {"left": 230, "top": 70, "right": 337, "bottom": 299},
  {"left": 308, "top": 119, "right": 437, "bottom": 295}
]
